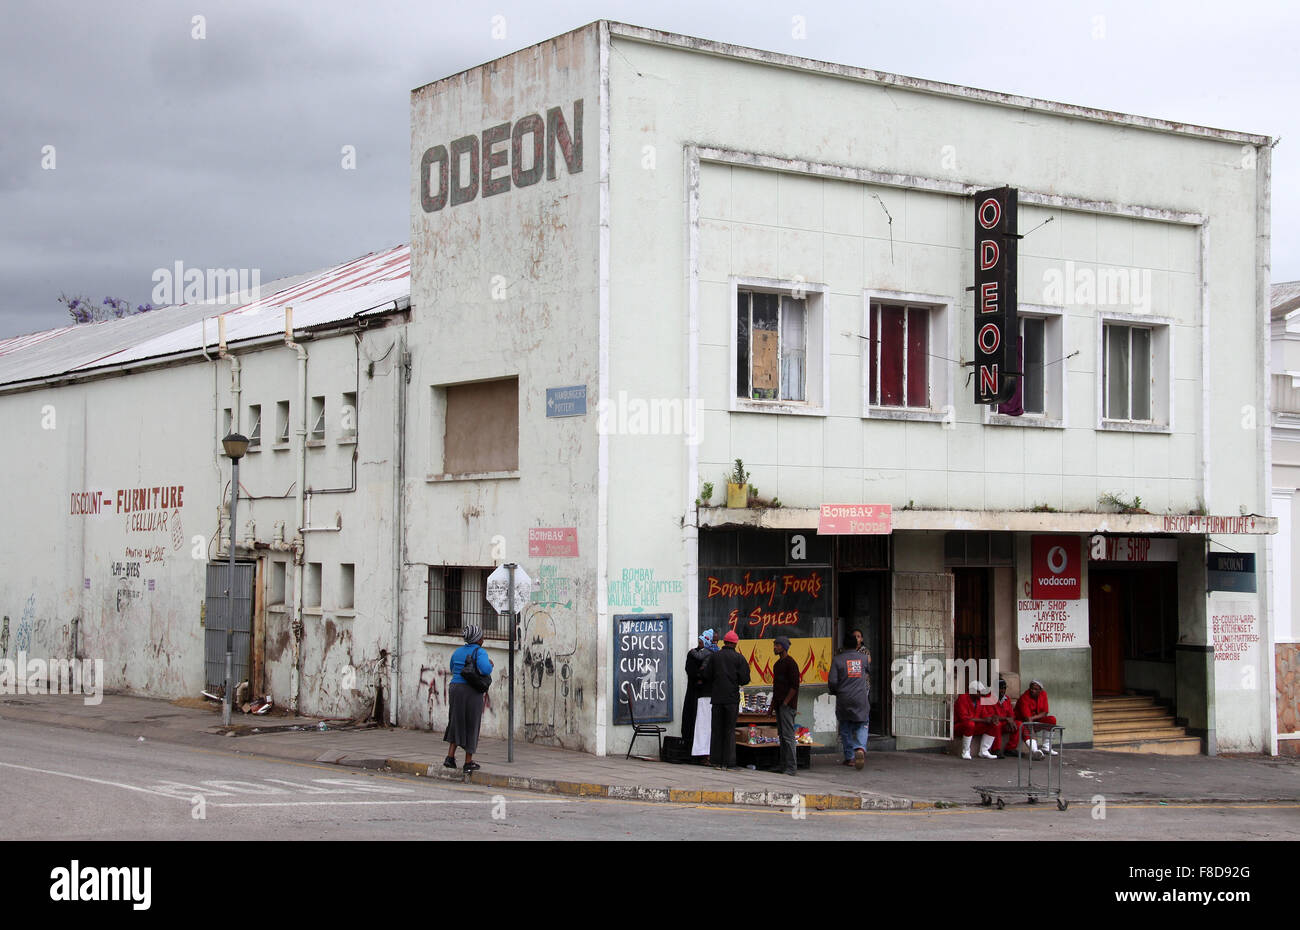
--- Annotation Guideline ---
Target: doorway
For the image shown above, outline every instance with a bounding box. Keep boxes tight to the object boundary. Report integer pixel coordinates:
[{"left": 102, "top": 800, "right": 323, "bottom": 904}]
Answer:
[
  {"left": 1088, "top": 564, "right": 1179, "bottom": 696},
  {"left": 1089, "top": 570, "right": 1125, "bottom": 694},
  {"left": 839, "top": 573, "right": 887, "bottom": 733}
]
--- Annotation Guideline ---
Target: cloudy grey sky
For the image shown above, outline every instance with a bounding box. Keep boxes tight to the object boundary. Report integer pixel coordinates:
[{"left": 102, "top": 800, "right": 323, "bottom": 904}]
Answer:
[{"left": 1, "top": 0, "right": 1295, "bottom": 337}]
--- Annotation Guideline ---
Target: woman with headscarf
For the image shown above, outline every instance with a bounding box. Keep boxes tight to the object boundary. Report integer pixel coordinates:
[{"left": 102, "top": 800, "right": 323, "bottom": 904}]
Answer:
[
  {"left": 681, "top": 629, "right": 716, "bottom": 755},
  {"left": 444, "top": 624, "right": 494, "bottom": 773}
]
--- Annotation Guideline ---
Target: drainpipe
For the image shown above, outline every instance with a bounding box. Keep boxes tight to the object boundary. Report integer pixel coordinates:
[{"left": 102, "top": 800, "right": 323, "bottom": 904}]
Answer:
[
  {"left": 390, "top": 332, "right": 409, "bottom": 725},
  {"left": 218, "top": 316, "right": 242, "bottom": 433},
  {"left": 284, "top": 307, "right": 308, "bottom": 712}
]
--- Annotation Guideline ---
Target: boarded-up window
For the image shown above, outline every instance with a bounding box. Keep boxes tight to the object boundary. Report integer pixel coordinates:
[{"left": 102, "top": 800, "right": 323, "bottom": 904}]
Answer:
[
  {"left": 736, "top": 290, "right": 807, "bottom": 402},
  {"left": 443, "top": 377, "right": 519, "bottom": 474}
]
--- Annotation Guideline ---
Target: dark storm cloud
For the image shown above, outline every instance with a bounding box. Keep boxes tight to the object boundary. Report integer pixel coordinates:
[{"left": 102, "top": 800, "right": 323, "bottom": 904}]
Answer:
[{"left": 1, "top": 0, "right": 1296, "bottom": 338}]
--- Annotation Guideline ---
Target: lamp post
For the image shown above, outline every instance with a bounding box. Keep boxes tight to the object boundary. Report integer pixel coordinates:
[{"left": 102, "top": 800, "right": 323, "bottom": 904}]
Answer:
[{"left": 221, "top": 432, "right": 249, "bottom": 726}]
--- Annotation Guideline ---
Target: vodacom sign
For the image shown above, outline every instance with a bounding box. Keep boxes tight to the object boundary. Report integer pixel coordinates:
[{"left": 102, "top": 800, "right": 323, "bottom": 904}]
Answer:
[{"left": 1031, "top": 534, "right": 1081, "bottom": 599}]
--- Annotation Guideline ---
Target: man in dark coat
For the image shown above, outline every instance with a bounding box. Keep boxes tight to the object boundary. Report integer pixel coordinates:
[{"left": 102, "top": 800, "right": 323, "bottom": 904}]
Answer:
[
  {"left": 828, "top": 632, "right": 871, "bottom": 770},
  {"left": 701, "top": 630, "right": 751, "bottom": 769},
  {"left": 771, "top": 635, "right": 800, "bottom": 775},
  {"left": 681, "top": 629, "right": 716, "bottom": 752}
]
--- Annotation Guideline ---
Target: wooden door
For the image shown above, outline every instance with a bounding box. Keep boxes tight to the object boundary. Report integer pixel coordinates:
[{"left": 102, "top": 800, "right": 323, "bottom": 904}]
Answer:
[
  {"left": 953, "top": 568, "right": 990, "bottom": 663},
  {"left": 1089, "top": 571, "right": 1124, "bottom": 693}
]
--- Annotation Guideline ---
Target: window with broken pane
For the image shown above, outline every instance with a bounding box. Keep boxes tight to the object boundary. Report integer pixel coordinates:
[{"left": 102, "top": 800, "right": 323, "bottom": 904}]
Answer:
[{"left": 736, "top": 290, "right": 808, "bottom": 402}]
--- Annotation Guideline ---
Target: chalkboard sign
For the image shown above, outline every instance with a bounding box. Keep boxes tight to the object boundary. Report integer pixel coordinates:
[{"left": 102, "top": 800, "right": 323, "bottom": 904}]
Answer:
[{"left": 613, "top": 613, "right": 672, "bottom": 724}]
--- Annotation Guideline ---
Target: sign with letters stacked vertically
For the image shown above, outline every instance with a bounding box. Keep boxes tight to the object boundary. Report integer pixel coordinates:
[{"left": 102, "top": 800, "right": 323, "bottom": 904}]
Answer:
[{"left": 974, "top": 187, "right": 1018, "bottom": 404}]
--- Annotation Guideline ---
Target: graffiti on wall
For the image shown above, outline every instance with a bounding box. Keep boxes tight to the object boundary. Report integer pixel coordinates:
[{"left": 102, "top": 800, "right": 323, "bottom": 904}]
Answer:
[
  {"left": 416, "top": 662, "right": 505, "bottom": 732},
  {"left": 15, "top": 595, "right": 35, "bottom": 654},
  {"left": 520, "top": 599, "right": 578, "bottom": 745}
]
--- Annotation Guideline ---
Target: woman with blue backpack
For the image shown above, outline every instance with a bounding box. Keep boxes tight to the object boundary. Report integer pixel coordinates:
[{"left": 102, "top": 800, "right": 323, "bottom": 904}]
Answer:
[{"left": 444, "top": 624, "right": 494, "bottom": 773}]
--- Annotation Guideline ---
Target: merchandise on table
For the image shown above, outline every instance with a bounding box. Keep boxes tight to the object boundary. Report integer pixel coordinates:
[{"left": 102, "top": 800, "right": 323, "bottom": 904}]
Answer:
[{"left": 740, "top": 689, "right": 774, "bottom": 715}]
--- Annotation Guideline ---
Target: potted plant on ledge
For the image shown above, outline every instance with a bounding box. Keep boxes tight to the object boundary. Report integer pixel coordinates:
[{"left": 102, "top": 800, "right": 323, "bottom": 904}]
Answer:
[{"left": 726, "top": 459, "right": 750, "bottom": 509}]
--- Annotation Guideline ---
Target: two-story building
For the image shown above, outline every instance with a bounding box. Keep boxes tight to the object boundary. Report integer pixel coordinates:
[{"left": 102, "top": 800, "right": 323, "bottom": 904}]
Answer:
[{"left": 404, "top": 22, "right": 1277, "bottom": 756}]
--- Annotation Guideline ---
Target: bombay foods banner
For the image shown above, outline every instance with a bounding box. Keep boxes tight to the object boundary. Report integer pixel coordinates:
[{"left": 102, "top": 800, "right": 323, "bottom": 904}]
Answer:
[{"left": 698, "top": 567, "right": 833, "bottom": 684}]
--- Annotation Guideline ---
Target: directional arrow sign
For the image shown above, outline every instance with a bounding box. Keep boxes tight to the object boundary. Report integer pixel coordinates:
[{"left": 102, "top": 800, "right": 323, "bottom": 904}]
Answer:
[{"left": 486, "top": 564, "right": 534, "bottom": 614}]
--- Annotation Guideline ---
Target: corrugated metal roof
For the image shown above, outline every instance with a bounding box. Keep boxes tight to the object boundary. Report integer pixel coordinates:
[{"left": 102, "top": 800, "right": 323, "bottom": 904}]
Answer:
[
  {"left": 1272, "top": 281, "right": 1300, "bottom": 321},
  {"left": 0, "top": 246, "right": 409, "bottom": 389}
]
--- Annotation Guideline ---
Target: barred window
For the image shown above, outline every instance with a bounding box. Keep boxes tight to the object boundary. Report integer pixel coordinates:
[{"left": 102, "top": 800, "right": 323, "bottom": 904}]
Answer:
[{"left": 427, "top": 566, "right": 506, "bottom": 639}]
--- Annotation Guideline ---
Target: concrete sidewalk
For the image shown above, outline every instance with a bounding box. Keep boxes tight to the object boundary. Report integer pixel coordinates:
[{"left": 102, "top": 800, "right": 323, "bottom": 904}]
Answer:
[{"left": 2, "top": 693, "right": 1297, "bottom": 810}]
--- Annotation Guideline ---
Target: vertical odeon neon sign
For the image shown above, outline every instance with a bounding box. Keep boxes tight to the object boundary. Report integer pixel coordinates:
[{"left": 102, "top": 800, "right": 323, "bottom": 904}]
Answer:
[{"left": 973, "top": 187, "right": 1018, "bottom": 404}]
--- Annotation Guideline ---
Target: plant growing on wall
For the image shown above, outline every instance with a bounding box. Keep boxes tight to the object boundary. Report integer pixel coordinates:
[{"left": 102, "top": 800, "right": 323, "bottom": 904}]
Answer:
[{"left": 1098, "top": 491, "right": 1148, "bottom": 515}]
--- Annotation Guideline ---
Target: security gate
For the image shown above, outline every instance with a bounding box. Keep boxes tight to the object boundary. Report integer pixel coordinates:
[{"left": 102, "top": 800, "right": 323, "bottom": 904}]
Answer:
[
  {"left": 204, "top": 562, "right": 254, "bottom": 695},
  {"left": 890, "top": 571, "right": 955, "bottom": 742}
]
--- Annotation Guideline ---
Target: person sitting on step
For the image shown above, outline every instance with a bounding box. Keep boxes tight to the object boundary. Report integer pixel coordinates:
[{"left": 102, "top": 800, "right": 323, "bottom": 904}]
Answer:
[
  {"left": 1016, "top": 679, "right": 1059, "bottom": 760},
  {"left": 953, "top": 680, "right": 999, "bottom": 759}
]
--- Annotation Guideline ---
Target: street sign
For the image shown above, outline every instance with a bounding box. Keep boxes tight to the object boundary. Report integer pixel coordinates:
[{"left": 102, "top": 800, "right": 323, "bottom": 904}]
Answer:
[
  {"left": 529, "top": 526, "right": 579, "bottom": 558},
  {"left": 817, "top": 504, "right": 892, "bottom": 535},
  {"left": 546, "top": 385, "right": 587, "bottom": 417},
  {"left": 486, "top": 564, "right": 534, "bottom": 614}
]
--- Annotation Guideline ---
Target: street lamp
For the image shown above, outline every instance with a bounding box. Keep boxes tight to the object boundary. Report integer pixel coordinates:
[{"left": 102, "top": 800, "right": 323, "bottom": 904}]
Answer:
[{"left": 221, "top": 432, "right": 249, "bottom": 726}]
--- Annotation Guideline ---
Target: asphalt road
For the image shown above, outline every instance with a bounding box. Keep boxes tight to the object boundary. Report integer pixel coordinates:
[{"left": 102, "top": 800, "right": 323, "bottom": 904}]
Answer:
[{"left": 2, "top": 718, "right": 1298, "bottom": 841}]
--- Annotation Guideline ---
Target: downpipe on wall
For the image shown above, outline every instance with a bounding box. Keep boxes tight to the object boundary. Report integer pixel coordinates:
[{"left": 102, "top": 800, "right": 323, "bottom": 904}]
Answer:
[
  {"left": 285, "top": 307, "right": 308, "bottom": 713},
  {"left": 390, "top": 333, "right": 409, "bottom": 726}
]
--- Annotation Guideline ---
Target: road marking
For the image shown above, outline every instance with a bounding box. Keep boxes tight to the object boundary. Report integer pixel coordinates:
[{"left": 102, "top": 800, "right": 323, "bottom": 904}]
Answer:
[
  {"left": 212, "top": 798, "right": 570, "bottom": 808},
  {"left": 0, "top": 761, "right": 186, "bottom": 800}
]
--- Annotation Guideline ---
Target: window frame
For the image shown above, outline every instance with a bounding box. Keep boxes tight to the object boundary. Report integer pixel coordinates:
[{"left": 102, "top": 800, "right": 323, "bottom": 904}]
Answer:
[
  {"left": 1097, "top": 312, "right": 1173, "bottom": 433},
  {"left": 426, "top": 565, "right": 508, "bottom": 640},
  {"left": 728, "top": 276, "right": 829, "bottom": 417},
  {"left": 275, "top": 400, "right": 291, "bottom": 447},
  {"left": 309, "top": 395, "right": 326, "bottom": 443},
  {"left": 862, "top": 289, "right": 953, "bottom": 423},
  {"left": 247, "top": 404, "right": 262, "bottom": 450},
  {"left": 985, "top": 303, "right": 1067, "bottom": 429}
]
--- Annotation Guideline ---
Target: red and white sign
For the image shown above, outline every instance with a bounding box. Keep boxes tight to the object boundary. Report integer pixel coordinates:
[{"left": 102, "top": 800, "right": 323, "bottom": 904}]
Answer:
[
  {"left": 1031, "top": 535, "right": 1081, "bottom": 599},
  {"left": 1090, "top": 536, "right": 1177, "bottom": 563},
  {"left": 528, "top": 527, "right": 578, "bottom": 558},
  {"left": 817, "top": 504, "right": 892, "bottom": 535}
]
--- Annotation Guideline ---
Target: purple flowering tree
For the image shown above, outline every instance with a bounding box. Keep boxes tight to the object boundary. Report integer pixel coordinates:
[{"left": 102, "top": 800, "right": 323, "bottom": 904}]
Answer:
[{"left": 60, "top": 294, "right": 155, "bottom": 325}]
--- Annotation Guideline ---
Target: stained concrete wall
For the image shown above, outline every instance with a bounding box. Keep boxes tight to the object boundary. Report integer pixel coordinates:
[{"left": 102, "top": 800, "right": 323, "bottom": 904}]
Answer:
[
  {"left": 221, "top": 326, "right": 404, "bottom": 720},
  {"left": 0, "top": 365, "right": 218, "bottom": 698},
  {"left": 406, "top": 25, "right": 602, "bottom": 749},
  {"left": 0, "top": 313, "right": 404, "bottom": 720}
]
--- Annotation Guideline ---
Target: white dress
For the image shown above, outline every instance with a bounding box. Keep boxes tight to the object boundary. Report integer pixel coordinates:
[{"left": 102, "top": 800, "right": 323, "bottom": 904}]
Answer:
[{"left": 692, "top": 697, "right": 713, "bottom": 756}]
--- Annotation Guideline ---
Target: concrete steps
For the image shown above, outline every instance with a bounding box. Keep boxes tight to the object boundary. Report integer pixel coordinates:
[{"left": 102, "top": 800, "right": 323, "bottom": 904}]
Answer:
[{"left": 1092, "top": 694, "right": 1203, "bottom": 754}]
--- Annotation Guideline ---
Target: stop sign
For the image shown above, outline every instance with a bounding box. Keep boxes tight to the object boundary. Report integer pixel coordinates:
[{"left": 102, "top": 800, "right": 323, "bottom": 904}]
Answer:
[{"left": 486, "top": 564, "right": 533, "bottom": 614}]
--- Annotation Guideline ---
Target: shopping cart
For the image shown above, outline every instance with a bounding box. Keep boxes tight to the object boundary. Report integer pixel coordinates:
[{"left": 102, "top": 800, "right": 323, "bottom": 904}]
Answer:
[{"left": 973, "top": 724, "right": 1068, "bottom": 811}]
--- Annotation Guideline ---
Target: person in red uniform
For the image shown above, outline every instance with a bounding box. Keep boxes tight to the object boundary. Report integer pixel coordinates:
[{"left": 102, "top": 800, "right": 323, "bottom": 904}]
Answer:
[
  {"left": 988, "top": 678, "right": 1020, "bottom": 757},
  {"left": 953, "top": 681, "right": 999, "bottom": 759},
  {"left": 1016, "top": 679, "right": 1058, "bottom": 760}
]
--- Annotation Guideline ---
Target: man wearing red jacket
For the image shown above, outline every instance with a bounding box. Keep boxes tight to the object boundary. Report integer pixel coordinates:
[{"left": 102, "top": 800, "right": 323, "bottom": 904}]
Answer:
[
  {"left": 1016, "top": 679, "right": 1058, "bottom": 760},
  {"left": 953, "top": 681, "right": 999, "bottom": 759},
  {"left": 987, "top": 678, "right": 1019, "bottom": 757}
]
